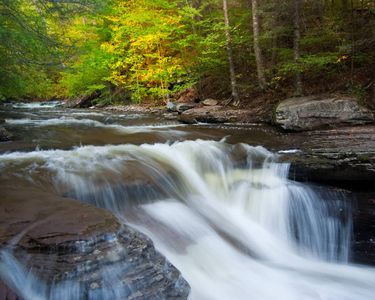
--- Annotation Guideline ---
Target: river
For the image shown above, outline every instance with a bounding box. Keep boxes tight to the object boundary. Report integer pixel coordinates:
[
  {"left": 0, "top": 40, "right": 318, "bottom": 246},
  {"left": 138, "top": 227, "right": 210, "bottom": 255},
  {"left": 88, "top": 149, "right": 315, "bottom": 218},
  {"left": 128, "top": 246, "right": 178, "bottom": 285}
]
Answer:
[{"left": 0, "top": 102, "right": 374, "bottom": 300}]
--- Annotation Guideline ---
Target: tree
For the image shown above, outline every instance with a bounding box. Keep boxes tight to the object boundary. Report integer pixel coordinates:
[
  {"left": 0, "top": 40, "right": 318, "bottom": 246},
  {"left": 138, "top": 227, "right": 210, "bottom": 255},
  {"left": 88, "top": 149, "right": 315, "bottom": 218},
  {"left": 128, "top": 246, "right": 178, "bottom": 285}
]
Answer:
[
  {"left": 251, "top": 0, "right": 266, "bottom": 89},
  {"left": 222, "top": 0, "right": 239, "bottom": 105},
  {"left": 293, "top": 0, "right": 303, "bottom": 96}
]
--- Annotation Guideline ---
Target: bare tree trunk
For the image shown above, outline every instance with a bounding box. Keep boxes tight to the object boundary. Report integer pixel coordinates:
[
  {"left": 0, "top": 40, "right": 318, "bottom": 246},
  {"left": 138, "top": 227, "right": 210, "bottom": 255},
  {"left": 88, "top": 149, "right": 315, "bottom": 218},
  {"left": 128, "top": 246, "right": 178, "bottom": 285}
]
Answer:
[
  {"left": 293, "top": 0, "right": 303, "bottom": 96},
  {"left": 341, "top": 0, "right": 349, "bottom": 12},
  {"left": 223, "top": 0, "right": 239, "bottom": 105},
  {"left": 271, "top": 30, "right": 277, "bottom": 72},
  {"left": 372, "top": 61, "right": 375, "bottom": 107},
  {"left": 251, "top": 0, "right": 266, "bottom": 89}
]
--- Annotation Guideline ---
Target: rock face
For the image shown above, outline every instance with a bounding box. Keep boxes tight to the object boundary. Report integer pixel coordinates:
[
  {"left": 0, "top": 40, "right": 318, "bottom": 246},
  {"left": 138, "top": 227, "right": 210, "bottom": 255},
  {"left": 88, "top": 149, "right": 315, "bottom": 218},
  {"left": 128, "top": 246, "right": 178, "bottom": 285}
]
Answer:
[
  {"left": 275, "top": 96, "right": 374, "bottom": 131},
  {"left": 277, "top": 125, "right": 375, "bottom": 266},
  {"left": 0, "top": 187, "right": 190, "bottom": 300},
  {"left": 282, "top": 125, "right": 375, "bottom": 185},
  {"left": 351, "top": 191, "right": 375, "bottom": 265}
]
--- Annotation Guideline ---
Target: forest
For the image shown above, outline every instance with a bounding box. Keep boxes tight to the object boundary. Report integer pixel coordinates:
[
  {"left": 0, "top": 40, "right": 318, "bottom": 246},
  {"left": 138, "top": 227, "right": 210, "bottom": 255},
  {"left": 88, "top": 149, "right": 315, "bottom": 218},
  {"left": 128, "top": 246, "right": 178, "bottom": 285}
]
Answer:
[{"left": 1, "top": 0, "right": 375, "bottom": 108}]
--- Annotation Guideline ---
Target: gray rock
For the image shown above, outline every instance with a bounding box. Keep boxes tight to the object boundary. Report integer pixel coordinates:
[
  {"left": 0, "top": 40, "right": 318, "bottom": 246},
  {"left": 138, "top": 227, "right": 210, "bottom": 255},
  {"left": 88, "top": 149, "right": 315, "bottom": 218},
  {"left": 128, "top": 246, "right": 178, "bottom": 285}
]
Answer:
[
  {"left": 166, "top": 101, "right": 177, "bottom": 112},
  {"left": 0, "top": 127, "right": 12, "bottom": 142},
  {"left": 275, "top": 96, "right": 374, "bottom": 131},
  {"left": 202, "top": 99, "right": 219, "bottom": 106},
  {"left": 0, "top": 187, "right": 190, "bottom": 300},
  {"left": 176, "top": 103, "right": 196, "bottom": 113},
  {"left": 278, "top": 125, "right": 375, "bottom": 185}
]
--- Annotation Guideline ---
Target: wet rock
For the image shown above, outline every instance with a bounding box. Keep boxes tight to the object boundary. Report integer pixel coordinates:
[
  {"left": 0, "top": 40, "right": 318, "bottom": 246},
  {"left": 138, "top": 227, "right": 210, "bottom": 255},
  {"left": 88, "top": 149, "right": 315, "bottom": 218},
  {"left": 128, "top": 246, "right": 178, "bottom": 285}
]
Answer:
[
  {"left": 202, "top": 99, "right": 219, "bottom": 106},
  {"left": 276, "top": 125, "right": 375, "bottom": 266},
  {"left": 0, "top": 187, "right": 190, "bottom": 299},
  {"left": 176, "top": 103, "right": 197, "bottom": 113},
  {"left": 0, "top": 127, "right": 12, "bottom": 142},
  {"left": 275, "top": 96, "right": 374, "bottom": 131},
  {"left": 281, "top": 125, "right": 375, "bottom": 186},
  {"left": 0, "top": 281, "right": 21, "bottom": 300},
  {"left": 351, "top": 191, "right": 375, "bottom": 265},
  {"left": 166, "top": 101, "right": 177, "bottom": 112}
]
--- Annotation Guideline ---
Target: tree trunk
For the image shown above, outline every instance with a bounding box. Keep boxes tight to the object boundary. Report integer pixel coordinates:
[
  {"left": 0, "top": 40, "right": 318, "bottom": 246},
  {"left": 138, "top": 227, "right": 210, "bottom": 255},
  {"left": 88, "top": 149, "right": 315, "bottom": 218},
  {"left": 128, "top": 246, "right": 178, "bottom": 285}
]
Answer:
[
  {"left": 372, "top": 61, "right": 375, "bottom": 107},
  {"left": 341, "top": 0, "right": 349, "bottom": 12},
  {"left": 293, "top": 0, "right": 303, "bottom": 96},
  {"left": 223, "top": 0, "right": 239, "bottom": 105},
  {"left": 251, "top": 0, "right": 266, "bottom": 89}
]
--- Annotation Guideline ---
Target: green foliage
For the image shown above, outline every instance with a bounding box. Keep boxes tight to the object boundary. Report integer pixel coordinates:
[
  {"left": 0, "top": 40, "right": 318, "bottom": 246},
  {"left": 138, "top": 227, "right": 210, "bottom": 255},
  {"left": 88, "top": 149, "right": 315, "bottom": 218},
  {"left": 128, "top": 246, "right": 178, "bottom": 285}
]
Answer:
[{"left": 1, "top": 0, "right": 375, "bottom": 103}]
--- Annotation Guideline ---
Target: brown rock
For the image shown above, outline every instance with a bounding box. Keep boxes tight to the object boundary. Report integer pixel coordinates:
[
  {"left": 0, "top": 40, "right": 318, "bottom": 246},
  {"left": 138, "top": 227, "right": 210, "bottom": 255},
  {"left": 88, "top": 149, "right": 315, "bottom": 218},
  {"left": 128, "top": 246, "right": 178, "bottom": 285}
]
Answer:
[
  {"left": 0, "top": 187, "right": 190, "bottom": 299},
  {"left": 202, "top": 99, "right": 219, "bottom": 106}
]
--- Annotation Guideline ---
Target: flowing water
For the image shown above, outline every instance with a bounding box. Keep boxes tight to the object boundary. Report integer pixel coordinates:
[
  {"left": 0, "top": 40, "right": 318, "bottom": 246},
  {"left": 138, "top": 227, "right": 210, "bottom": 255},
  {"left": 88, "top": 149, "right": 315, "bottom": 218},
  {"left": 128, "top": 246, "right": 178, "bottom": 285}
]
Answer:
[{"left": 0, "top": 102, "right": 375, "bottom": 299}]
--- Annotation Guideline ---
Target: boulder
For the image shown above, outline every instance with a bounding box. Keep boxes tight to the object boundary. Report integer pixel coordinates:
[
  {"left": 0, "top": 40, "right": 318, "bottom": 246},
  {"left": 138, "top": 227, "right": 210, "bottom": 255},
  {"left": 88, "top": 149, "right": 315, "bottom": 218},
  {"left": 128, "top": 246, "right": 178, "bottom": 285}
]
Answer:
[
  {"left": 202, "top": 99, "right": 219, "bottom": 106},
  {"left": 166, "top": 101, "right": 177, "bottom": 112},
  {"left": 0, "top": 127, "right": 12, "bottom": 142},
  {"left": 165, "top": 101, "right": 196, "bottom": 113},
  {"left": 275, "top": 96, "right": 374, "bottom": 131},
  {"left": 176, "top": 102, "right": 196, "bottom": 113},
  {"left": 0, "top": 187, "right": 190, "bottom": 300},
  {"left": 178, "top": 105, "right": 254, "bottom": 124}
]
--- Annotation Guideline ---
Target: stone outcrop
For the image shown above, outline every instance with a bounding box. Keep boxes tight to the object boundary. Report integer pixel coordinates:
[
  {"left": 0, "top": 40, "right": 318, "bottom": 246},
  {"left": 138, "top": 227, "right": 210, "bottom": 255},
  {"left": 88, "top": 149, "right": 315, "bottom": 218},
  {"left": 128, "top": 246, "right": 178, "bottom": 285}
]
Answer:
[
  {"left": 0, "top": 187, "right": 190, "bottom": 300},
  {"left": 277, "top": 125, "right": 375, "bottom": 265},
  {"left": 280, "top": 125, "right": 375, "bottom": 185},
  {"left": 275, "top": 96, "right": 374, "bottom": 131}
]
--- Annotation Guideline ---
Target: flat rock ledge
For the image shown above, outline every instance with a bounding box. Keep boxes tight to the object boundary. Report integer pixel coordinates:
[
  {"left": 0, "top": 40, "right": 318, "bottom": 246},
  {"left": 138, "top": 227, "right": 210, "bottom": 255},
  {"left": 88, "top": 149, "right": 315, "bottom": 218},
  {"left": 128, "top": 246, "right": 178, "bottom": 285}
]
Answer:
[
  {"left": 0, "top": 187, "right": 190, "bottom": 300},
  {"left": 279, "top": 125, "right": 375, "bottom": 186},
  {"left": 178, "top": 105, "right": 266, "bottom": 124},
  {"left": 275, "top": 95, "right": 374, "bottom": 131}
]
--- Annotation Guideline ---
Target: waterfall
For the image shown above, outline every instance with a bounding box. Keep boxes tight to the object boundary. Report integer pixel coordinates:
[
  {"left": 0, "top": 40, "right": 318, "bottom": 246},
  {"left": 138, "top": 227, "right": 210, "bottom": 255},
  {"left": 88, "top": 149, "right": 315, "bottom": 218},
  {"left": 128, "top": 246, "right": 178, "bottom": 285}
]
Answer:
[{"left": 0, "top": 140, "right": 374, "bottom": 300}]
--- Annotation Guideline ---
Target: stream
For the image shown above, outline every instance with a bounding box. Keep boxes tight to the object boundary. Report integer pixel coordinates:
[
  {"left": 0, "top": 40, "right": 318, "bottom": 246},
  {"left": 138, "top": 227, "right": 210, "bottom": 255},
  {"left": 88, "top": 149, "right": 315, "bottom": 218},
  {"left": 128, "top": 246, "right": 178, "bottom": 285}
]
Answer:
[{"left": 0, "top": 102, "right": 375, "bottom": 300}]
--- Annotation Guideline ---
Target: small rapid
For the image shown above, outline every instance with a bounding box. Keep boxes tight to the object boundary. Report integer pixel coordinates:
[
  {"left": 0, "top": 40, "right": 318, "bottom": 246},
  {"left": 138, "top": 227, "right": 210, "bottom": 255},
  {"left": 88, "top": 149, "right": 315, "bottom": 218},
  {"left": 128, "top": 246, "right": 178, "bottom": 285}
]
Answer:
[{"left": 1, "top": 140, "right": 374, "bottom": 300}]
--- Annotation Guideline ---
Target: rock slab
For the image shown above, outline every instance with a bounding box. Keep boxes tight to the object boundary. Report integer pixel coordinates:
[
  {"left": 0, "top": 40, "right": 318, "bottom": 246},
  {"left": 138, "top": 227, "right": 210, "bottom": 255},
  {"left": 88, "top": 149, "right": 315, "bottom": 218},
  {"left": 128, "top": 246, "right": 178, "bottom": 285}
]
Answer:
[
  {"left": 275, "top": 96, "right": 374, "bottom": 131},
  {"left": 0, "top": 187, "right": 190, "bottom": 300}
]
